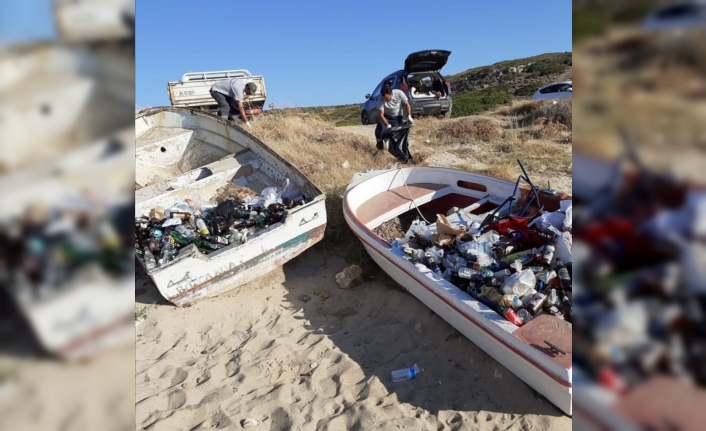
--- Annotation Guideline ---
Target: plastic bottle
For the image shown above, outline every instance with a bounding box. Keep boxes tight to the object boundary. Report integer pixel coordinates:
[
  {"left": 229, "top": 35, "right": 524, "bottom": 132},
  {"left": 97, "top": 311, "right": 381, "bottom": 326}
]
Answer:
[
  {"left": 512, "top": 296, "right": 523, "bottom": 310},
  {"left": 494, "top": 269, "right": 511, "bottom": 280},
  {"left": 458, "top": 267, "right": 479, "bottom": 280},
  {"left": 195, "top": 217, "right": 210, "bottom": 235},
  {"left": 143, "top": 247, "right": 157, "bottom": 270},
  {"left": 442, "top": 268, "right": 453, "bottom": 282},
  {"left": 391, "top": 364, "right": 423, "bottom": 382}
]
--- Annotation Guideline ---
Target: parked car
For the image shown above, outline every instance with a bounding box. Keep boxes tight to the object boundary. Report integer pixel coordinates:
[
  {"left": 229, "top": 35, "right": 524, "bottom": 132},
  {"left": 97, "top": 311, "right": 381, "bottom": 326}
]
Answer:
[
  {"left": 361, "top": 50, "right": 452, "bottom": 125},
  {"left": 643, "top": 2, "right": 706, "bottom": 31},
  {"left": 531, "top": 81, "right": 572, "bottom": 101}
]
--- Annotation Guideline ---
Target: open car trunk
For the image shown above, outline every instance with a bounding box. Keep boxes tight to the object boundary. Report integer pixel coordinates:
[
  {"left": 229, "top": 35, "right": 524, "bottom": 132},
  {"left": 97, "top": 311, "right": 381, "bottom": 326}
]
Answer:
[{"left": 405, "top": 72, "right": 449, "bottom": 99}]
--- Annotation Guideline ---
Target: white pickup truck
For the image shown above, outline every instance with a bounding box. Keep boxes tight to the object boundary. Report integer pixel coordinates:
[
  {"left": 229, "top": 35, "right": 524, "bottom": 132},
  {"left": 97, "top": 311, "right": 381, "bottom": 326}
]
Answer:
[{"left": 167, "top": 70, "right": 267, "bottom": 116}]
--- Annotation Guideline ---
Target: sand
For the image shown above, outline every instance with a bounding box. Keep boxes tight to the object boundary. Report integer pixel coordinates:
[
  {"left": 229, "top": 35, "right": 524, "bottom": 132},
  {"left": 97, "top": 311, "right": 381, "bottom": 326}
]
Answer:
[
  {"left": 0, "top": 301, "right": 135, "bottom": 431},
  {"left": 135, "top": 246, "right": 571, "bottom": 430}
]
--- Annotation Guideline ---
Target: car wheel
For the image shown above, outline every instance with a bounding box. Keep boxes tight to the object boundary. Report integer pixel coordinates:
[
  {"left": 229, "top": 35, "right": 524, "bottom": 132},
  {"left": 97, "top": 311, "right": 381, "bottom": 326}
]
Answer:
[
  {"left": 361, "top": 111, "right": 370, "bottom": 125},
  {"left": 443, "top": 105, "right": 452, "bottom": 119}
]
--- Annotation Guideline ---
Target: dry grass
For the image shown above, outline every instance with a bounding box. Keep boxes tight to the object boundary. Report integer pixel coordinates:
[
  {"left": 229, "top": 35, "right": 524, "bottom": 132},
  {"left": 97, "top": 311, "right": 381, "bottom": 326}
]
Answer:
[
  {"left": 250, "top": 111, "right": 400, "bottom": 270},
  {"left": 496, "top": 99, "right": 572, "bottom": 129},
  {"left": 432, "top": 118, "right": 501, "bottom": 143},
  {"left": 248, "top": 108, "right": 571, "bottom": 269}
]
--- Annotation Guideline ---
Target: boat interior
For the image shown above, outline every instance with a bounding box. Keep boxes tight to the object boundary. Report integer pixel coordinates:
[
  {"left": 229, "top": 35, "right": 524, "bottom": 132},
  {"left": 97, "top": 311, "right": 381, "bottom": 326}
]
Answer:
[
  {"left": 359, "top": 178, "right": 567, "bottom": 232},
  {"left": 135, "top": 123, "right": 316, "bottom": 215}
]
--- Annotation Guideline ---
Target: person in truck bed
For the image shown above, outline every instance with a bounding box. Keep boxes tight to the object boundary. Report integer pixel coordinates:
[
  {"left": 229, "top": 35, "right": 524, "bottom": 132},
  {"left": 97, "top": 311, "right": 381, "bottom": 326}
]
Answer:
[
  {"left": 375, "top": 86, "right": 414, "bottom": 150},
  {"left": 209, "top": 78, "right": 258, "bottom": 128}
]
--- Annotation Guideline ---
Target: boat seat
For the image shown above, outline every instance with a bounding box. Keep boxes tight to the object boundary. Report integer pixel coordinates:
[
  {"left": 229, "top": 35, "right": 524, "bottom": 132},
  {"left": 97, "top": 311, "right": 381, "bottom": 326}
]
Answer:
[{"left": 357, "top": 183, "right": 448, "bottom": 225}]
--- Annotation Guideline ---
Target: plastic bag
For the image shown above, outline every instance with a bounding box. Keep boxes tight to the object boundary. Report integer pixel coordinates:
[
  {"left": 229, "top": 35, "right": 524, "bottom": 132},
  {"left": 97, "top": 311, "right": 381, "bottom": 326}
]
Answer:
[
  {"left": 475, "top": 230, "right": 500, "bottom": 244},
  {"left": 563, "top": 206, "right": 572, "bottom": 231},
  {"left": 528, "top": 211, "right": 565, "bottom": 231},
  {"left": 260, "top": 186, "right": 279, "bottom": 207},
  {"left": 280, "top": 178, "right": 301, "bottom": 200},
  {"left": 162, "top": 217, "right": 182, "bottom": 227},
  {"left": 243, "top": 196, "right": 261, "bottom": 207},
  {"left": 170, "top": 202, "right": 193, "bottom": 214},
  {"left": 466, "top": 249, "right": 495, "bottom": 268},
  {"left": 500, "top": 269, "right": 536, "bottom": 296}
]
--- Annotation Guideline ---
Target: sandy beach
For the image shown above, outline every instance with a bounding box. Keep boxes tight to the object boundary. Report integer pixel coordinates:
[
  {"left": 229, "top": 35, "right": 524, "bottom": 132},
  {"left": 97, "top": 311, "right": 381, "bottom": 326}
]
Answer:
[{"left": 135, "top": 245, "right": 571, "bottom": 430}]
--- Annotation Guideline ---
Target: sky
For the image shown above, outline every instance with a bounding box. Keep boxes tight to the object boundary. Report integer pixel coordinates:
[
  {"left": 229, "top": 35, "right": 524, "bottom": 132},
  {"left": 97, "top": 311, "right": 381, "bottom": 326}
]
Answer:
[
  {"left": 137, "top": 0, "right": 571, "bottom": 109},
  {"left": 0, "top": 0, "right": 56, "bottom": 45}
]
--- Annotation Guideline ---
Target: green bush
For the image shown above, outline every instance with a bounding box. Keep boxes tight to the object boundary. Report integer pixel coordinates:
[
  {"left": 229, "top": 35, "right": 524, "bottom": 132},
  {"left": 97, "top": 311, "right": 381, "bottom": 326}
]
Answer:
[
  {"left": 452, "top": 87, "right": 511, "bottom": 118},
  {"left": 515, "top": 84, "right": 538, "bottom": 97},
  {"left": 526, "top": 61, "right": 567, "bottom": 77}
]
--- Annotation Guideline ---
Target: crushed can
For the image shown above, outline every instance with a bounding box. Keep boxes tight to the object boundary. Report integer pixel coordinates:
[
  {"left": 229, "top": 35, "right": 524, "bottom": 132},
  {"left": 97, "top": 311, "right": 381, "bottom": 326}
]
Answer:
[{"left": 503, "top": 308, "right": 524, "bottom": 326}]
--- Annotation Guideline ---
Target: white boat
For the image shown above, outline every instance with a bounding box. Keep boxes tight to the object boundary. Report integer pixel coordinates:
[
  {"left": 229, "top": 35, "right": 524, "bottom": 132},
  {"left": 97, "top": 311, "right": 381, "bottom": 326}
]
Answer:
[
  {"left": 135, "top": 107, "right": 327, "bottom": 306},
  {"left": 0, "top": 130, "right": 135, "bottom": 361},
  {"left": 343, "top": 166, "right": 573, "bottom": 415}
]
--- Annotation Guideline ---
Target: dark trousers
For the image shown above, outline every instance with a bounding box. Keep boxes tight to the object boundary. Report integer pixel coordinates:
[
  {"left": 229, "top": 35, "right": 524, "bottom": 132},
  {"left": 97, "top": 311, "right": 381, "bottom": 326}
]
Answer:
[
  {"left": 210, "top": 90, "right": 240, "bottom": 120},
  {"left": 375, "top": 114, "right": 403, "bottom": 149}
]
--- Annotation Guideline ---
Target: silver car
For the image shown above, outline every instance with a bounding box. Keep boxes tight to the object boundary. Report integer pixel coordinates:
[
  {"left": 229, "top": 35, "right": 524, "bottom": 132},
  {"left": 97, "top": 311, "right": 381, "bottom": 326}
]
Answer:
[{"left": 531, "top": 81, "right": 572, "bottom": 101}]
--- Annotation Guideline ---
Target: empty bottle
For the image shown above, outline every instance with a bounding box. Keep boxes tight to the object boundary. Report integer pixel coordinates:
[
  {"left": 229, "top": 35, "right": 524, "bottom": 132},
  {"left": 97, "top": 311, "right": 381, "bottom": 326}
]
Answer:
[
  {"left": 195, "top": 217, "right": 210, "bottom": 235},
  {"left": 143, "top": 246, "right": 157, "bottom": 270},
  {"left": 458, "top": 267, "right": 479, "bottom": 280},
  {"left": 202, "top": 235, "right": 229, "bottom": 246},
  {"left": 526, "top": 292, "right": 548, "bottom": 315},
  {"left": 555, "top": 259, "right": 572, "bottom": 290},
  {"left": 391, "top": 364, "right": 423, "bottom": 382},
  {"left": 547, "top": 288, "right": 559, "bottom": 306},
  {"left": 512, "top": 296, "right": 523, "bottom": 310},
  {"left": 541, "top": 245, "right": 555, "bottom": 266},
  {"left": 494, "top": 268, "right": 511, "bottom": 280},
  {"left": 425, "top": 247, "right": 444, "bottom": 265},
  {"left": 442, "top": 268, "right": 453, "bottom": 282}
]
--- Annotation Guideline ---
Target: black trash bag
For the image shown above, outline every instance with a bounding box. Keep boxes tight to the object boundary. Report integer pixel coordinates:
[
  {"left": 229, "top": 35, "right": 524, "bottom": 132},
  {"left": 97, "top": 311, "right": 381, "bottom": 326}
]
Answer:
[{"left": 381, "top": 122, "right": 413, "bottom": 163}]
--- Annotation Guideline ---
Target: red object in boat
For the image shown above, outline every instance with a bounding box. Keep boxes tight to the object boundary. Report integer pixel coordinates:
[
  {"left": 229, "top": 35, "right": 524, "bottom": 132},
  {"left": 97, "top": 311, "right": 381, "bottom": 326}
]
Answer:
[
  {"left": 596, "top": 366, "right": 627, "bottom": 394},
  {"left": 503, "top": 308, "right": 524, "bottom": 326}
]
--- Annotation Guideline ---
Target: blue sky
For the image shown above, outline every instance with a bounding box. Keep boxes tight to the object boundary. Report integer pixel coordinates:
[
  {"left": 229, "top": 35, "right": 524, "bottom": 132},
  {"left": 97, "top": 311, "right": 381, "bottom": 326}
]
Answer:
[
  {"left": 134, "top": 0, "right": 570, "bottom": 109},
  {"left": 0, "top": 0, "right": 56, "bottom": 44}
]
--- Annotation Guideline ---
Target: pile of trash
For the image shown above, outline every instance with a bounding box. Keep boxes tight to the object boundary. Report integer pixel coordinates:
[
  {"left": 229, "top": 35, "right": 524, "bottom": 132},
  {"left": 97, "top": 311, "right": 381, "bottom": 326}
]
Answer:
[
  {"left": 0, "top": 197, "right": 135, "bottom": 299},
  {"left": 388, "top": 200, "right": 572, "bottom": 326},
  {"left": 135, "top": 181, "right": 311, "bottom": 270},
  {"left": 572, "top": 188, "right": 706, "bottom": 392}
]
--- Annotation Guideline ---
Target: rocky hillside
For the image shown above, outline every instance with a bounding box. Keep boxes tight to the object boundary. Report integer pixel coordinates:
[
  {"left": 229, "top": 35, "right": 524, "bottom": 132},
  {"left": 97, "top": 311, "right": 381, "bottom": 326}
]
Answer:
[{"left": 447, "top": 52, "right": 572, "bottom": 97}]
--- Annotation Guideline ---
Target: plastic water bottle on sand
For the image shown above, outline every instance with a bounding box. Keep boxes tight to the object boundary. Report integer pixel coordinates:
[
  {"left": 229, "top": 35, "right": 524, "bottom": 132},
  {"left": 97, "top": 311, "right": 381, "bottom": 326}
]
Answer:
[{"left": 391, "top": 364, "right": 423, "bottom": 382}]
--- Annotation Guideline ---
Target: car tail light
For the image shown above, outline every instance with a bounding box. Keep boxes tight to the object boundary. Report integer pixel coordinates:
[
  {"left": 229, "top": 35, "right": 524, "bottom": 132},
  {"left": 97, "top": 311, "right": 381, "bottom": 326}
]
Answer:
[{"left": 400, "top": 83, "right": 409, "bottom": 91}]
